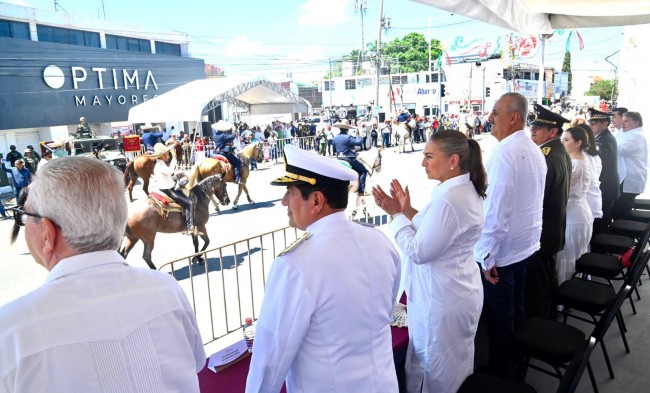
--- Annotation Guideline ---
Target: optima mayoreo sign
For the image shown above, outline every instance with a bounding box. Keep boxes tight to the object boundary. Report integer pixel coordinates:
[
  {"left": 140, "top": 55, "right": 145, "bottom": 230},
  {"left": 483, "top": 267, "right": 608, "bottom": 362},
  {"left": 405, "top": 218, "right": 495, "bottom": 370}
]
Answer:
[{"left": 0, "top": 37, "right": 205, "bottom": 129}]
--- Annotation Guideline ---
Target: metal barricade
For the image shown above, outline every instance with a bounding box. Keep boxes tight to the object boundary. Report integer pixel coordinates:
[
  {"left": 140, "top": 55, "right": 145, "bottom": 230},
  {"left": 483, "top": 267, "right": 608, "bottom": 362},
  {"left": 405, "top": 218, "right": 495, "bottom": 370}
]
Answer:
[{"left": 157, "top": 204, "right": 391, "bottom": 346}]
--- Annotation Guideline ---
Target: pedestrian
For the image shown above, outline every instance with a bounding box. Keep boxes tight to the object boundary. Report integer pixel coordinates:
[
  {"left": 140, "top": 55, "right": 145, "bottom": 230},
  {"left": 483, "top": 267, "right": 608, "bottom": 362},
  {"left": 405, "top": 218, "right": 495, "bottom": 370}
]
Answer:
[
  {"left": 527, "top": 104, "right": 572, "bottom": 319},
  {"left": 587, "top": 108, "right": 619, "bottom": 233},
  {"left": 382, "top": 119, "right": 392, "bottom": 147},
  {"left": 612, "top": 111, "right": 647, "bottom": 220},
  {"left": 474, "top": 93, "right": 547, "bottom": 376},
  {"left": 0, "top": 157, "right": 205, "bottom": 392},
  {"left": 373, "top": 130, "right": 485, "bottom": 393},
  {"left": 611, "top": 107, "right": 628, "bottom": 133},
  {"left": 2, "top": 159, "right": 32, "bottom": 201},
  {"left": 5, "top": 145, "right": 22, "bottom": 167},
  {"left": 22, "top": 148, "right": 39, "bottom": 174},
  {"left": 38, "top": 149, "right": 54, "bottom": 169},
  {"left": 246, "top": 145, "right": 400, "bottom": 393}
]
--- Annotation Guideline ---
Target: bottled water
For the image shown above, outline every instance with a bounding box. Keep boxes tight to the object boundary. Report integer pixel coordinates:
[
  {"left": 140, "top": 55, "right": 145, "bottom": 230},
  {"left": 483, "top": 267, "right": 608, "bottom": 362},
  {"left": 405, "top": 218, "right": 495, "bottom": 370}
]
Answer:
[{"left": 243, "top": 317, "right": 255, "bottom": 353}]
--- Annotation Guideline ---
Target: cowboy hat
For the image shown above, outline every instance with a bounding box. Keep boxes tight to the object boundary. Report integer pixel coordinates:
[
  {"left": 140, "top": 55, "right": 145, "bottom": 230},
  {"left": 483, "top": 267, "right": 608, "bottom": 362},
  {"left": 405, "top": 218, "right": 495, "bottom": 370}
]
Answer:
[
  {"left": 152, "top": 142, "right": 174, "bottom": 156},
  {"left": 212, "top": 120, "right": 234, "bottom": 132}
]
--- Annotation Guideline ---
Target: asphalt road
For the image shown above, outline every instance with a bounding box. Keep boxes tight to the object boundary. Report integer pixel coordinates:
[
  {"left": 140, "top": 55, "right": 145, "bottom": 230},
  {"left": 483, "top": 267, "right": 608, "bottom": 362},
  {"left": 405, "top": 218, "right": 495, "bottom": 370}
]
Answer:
[{"left": 0, "top": 136, "right": 500, "bottom": 354}]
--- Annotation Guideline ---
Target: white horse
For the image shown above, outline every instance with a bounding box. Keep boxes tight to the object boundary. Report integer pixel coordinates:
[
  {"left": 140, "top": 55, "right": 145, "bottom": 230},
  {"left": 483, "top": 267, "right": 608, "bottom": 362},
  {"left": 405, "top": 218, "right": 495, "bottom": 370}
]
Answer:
[
  {"left": 393, "top": 122, "right": 414, "bottom": 153},
  {"left": 338, "top": 147, "right": 383, "bottom": 218}
]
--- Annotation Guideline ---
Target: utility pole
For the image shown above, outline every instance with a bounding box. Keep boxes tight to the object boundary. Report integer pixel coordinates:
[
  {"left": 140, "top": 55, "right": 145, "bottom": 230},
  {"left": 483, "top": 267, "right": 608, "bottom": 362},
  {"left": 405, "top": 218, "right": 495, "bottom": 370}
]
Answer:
[
  {"left": 374, "top": 0, "right": 385, "bottom": 125},
  {"left": 328, "top": 57, "right": 333, "bottom": 108},
  {"left": 481, "top": 66, "right": 486, "bottom": 112},
  {"left": 468, "top": 64, "right": 473, "bottom": 109}
]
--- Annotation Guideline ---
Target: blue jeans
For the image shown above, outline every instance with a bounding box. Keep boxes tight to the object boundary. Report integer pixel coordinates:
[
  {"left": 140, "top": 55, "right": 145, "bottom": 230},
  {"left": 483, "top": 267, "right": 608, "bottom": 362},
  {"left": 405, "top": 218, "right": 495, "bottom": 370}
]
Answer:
[
  {"left": 481, "top": 253, "right": 533, "bottom": 376},
  {"left": 382, "top": 133, "right": 390, "bottom": 147},
  {"left": 341, "top": 158, "right": 367, "bottom": 194},
  {"left": 221, "top": 152, "right": 242, "bottom": 183}
]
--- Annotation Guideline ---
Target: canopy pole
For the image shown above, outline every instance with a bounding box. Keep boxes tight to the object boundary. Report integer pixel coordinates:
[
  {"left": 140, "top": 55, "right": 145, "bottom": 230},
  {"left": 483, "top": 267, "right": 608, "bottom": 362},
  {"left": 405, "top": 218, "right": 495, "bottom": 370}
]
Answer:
[{"left": 537, "top": 34, "right": 547, "bottom": 104}]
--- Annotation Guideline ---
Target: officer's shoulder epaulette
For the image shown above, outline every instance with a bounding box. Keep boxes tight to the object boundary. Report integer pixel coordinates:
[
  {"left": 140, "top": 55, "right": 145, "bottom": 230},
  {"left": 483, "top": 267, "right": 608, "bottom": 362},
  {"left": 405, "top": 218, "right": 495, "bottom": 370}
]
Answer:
[
  {"left": 541, "top": 146, "right": 551, "bottom": 156},
  {"left": 278, "top": 232, "right": 312, "bottom": 257}
]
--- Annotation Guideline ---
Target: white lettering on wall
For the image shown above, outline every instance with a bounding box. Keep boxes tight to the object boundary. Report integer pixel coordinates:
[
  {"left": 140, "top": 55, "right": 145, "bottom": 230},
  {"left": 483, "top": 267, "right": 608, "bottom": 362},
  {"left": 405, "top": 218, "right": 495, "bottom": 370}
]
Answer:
[
  {"left": 123, "top": 70, "right": 140, "bottom": 90},
  {"left": 75, "top": 96, "right": 86, "bottom": 106},
  {"left": 144, "top": 71, "right": 158, "bottom": 90},
  {"left": 92, "top": 96, "right": 101, "bottom": 105},
  {"left": 92, "top": 67, "right": 107, "bottom": 89},
  {"left": 105, "top": 95, "right": 112, "bottom": 104},
  {"left": 131, "top": 95, "right": 138, "bottom": 104},
  {"left": 117, "top": 95, "right": 126, "bottom": 104},
  {"left": 112, "top": 68, "right": 119, "bottom": 90},
  {"left": 71, "top": 66, "right": 87, "bottom": 89},
  {"left": 143, "top": 95, "right": 149, "bottom": 102}
]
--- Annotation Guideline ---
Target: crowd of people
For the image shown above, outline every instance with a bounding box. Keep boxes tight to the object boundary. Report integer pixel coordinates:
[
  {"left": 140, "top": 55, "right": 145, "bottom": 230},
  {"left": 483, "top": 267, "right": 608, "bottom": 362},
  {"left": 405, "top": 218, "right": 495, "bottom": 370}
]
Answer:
[{"left": 0, "top": 91, "right": 647, "bottom": 392}]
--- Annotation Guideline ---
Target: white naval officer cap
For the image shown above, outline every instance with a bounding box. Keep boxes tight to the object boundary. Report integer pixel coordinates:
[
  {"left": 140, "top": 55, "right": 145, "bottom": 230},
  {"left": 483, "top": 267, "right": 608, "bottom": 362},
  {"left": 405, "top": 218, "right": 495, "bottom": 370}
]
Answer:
[{"left": 271, "top": 145, "right": 357, "bottom": 188}]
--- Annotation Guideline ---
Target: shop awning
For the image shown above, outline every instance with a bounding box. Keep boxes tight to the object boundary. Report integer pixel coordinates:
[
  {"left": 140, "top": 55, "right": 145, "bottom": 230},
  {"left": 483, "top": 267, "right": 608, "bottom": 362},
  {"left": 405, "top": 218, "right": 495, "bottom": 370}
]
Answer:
[
  {"left": 412, "top": 0, "right": 650, "bottom": 35},
  {"left": 127, "top": 76, "right": 311, "bottom": 123}
]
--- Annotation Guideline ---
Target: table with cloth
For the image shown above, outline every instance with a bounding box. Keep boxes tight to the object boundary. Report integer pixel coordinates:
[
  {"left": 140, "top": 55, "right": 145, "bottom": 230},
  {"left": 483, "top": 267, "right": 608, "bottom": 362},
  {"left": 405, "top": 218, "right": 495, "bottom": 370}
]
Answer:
[{"left": 198, "top": 325, "right": 409, "bottom": 392}]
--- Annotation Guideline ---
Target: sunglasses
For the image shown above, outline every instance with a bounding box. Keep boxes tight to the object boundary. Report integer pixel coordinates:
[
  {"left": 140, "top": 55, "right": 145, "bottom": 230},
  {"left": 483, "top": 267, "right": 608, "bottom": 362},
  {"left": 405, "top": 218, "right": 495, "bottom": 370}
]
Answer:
[{"left": 12, "top": 208, "right": 52, "bottom": 226}]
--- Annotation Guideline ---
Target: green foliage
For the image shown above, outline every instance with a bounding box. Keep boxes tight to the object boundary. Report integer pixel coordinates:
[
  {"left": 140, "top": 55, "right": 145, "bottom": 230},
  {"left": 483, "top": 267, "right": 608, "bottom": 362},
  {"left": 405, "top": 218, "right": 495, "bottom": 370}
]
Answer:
[
  {"left": 382, "top": 33, "right": 442, "bottom": 73},
  {"left": 562, "top": 51, "right": 572, "bottom": 95},
  {"left": 586, "top": 79, "right": 617, "bottom": 101}
]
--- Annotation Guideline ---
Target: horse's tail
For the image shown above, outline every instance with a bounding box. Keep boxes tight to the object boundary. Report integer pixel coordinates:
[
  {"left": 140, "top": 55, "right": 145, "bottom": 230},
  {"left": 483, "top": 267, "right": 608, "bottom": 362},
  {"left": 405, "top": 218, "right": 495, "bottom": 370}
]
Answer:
[
  {"left": 124, "top": 160, "right": 136, "bottom": 186},
  {"left": 188, "top": 163, "right": 202, "bottom": 189}
]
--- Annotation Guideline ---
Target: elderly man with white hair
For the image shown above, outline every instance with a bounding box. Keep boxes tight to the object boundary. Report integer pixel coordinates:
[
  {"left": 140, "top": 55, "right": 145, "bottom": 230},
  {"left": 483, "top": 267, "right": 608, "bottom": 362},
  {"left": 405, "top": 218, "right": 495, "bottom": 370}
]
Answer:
[{"left": 0, "top": 157, "right": 206, "bottom": 392}]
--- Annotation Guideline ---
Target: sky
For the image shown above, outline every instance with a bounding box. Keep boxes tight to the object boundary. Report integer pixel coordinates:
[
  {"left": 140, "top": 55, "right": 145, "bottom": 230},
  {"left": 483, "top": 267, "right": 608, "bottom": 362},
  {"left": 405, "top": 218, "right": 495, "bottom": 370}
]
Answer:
[{"left": 10, "top": 0, "right": 624, "bottom": 84}]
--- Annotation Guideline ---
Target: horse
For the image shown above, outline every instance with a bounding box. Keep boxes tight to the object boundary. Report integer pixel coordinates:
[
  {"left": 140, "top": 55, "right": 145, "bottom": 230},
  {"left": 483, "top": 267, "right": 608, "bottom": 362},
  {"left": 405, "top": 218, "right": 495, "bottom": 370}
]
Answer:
[
  {"left": 339, "top": 147, "right": 383, "bottom": 217},
  {"left": 124, "top": 141, "right": 184, "bottom": 202},
  {"left": 393, "top": 122, "right": 414, "bottom": 153},
  {"left": 119, "top": 174, "right": 230, "bottom": 270},
  {"left": 187, "top": 142, "right": 264, "bottom": 211}
]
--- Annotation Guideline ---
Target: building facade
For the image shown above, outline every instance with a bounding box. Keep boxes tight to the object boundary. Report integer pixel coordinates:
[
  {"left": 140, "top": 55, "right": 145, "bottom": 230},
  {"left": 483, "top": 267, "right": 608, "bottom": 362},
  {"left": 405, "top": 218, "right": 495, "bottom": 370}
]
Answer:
[
  {"left": 320, "top": 59, "right": 567, "bottom": 119},
  {"left": 0, "top": 2, "right": 205, "bottom": 154}
]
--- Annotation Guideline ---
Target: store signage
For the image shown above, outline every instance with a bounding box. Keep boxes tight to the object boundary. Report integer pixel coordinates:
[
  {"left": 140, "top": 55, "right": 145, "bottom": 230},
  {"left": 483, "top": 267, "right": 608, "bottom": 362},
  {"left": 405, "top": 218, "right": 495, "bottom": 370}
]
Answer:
[
  {"left": 42, "top": 65, "right": 160, "bottom": 107},
  {"left": 416, "top": 87, "right": 437, "bottom": 95}
]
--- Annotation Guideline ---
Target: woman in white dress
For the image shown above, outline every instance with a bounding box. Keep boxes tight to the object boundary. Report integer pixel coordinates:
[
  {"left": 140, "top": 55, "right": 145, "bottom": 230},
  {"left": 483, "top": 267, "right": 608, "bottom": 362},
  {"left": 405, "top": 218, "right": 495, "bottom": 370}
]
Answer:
[
  {"left": 557, "top": 127, "right": 594, "bottom": 283},
  {"left": 577, "top": 123, "right": 603, "bottom": 226},
  {"left": 372, "top": 130, "right": 485, "bottom": 393}
]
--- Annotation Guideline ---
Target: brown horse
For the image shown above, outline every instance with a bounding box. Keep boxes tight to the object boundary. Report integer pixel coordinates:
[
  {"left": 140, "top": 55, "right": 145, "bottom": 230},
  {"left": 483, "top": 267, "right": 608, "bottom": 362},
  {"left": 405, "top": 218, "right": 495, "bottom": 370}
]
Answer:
[
  {"left": 119, "top": 174, "right": 230, "bottom": 270},
  {"left": 188, "top": 142, "right": 264, "bottom": 210},
  {"left": 124, "top": 141, "right": 184, "bottom": 202}
]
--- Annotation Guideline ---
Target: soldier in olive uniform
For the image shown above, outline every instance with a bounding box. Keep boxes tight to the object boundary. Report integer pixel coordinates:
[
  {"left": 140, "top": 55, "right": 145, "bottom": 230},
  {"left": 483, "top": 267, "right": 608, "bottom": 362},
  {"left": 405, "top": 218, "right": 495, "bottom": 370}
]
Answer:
[
  {"left": 526, "top": 104, "right": 572, "bottom": 319},
  {"left": 588, "top": 108, "right": 619, "bottom": 234},
  {"left": 76, "top": 117, "right": 94, "bottom": 139}
]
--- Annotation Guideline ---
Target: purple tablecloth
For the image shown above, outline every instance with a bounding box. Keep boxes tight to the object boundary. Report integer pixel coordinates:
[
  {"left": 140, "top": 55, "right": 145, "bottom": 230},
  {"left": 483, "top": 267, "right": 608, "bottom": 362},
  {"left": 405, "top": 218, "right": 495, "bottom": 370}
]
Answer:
[{"left": 198, "top": 325, "right": 409, "bottom": 393}]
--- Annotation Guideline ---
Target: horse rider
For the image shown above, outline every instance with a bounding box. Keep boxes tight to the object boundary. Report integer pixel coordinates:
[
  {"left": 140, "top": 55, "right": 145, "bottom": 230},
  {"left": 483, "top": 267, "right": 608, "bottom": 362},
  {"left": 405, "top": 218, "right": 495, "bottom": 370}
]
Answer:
[
  {"left": 212, "top": 120, "right": 242, "bottom": 184},
  {"left": 332, "top": 120, "right": 369, "bottom": 196},
  {"left": 152, "top": 143, "right": 198, "bottom": 236}
]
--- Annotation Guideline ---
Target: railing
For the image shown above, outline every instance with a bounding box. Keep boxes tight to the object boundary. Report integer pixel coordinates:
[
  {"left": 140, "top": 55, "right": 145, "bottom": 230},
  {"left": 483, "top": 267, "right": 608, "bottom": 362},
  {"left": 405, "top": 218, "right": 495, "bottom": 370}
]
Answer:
[
  {"left": 124, "top": 136, "right": 320, "bottom": 171},
  {"left": 158, "top": 203, "right": 390, "bottom": 347}
]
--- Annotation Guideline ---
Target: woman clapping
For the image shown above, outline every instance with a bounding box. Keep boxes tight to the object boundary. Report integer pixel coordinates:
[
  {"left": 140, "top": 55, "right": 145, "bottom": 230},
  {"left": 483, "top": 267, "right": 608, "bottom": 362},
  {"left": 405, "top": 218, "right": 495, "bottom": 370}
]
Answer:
[{"left": 373, "top": 130, "right": 486, "bottom": 393}]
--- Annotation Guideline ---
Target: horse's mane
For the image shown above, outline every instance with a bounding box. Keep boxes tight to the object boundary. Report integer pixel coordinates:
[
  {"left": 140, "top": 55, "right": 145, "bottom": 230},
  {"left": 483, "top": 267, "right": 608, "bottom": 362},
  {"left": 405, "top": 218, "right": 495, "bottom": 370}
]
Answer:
[
  {"left": 238, "top": 142, "right": 259, "bottom": 166},
  {"left": 10, "top": 187, "right": 30, "bottom": 244},
  {"left": 195, "top": 174, "right": 223, "bottom": 196}
]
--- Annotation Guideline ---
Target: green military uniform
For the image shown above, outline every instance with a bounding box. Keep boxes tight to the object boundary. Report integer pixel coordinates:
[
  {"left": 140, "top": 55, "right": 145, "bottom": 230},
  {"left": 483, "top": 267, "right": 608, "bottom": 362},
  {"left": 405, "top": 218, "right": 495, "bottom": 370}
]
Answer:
[
  {"left": 76, "top": 118, "right": 93, "bottom": 138},
  {"left": 526, "top": 105, "right": 571, "bottom": 320}
]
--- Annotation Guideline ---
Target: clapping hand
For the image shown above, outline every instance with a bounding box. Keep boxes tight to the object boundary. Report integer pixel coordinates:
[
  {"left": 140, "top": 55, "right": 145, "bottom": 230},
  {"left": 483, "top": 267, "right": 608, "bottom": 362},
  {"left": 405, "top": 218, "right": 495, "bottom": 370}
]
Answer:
[
  {"left": 372, "top": 185, "right": 401, "bottom": 216},
  {"left": 389, "top": 179, "right": 411, "bottom": 214}
]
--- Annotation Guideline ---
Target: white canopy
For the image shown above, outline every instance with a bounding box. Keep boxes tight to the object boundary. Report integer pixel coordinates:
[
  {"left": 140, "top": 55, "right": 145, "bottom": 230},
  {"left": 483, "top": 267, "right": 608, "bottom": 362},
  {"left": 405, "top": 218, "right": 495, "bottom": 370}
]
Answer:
[
  {"left": 413, "top": 0, "right": 650, "bottom": 35},
  {"left": 128, "top": 76, "right": 311, "bottom": 123}
]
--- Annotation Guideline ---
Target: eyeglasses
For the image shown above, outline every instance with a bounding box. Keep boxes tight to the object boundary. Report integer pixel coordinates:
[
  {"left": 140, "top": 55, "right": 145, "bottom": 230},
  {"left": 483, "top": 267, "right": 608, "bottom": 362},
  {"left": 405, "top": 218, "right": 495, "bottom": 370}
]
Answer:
[{"left": 12, "top": 208, "right": 49, "bottom": 226}]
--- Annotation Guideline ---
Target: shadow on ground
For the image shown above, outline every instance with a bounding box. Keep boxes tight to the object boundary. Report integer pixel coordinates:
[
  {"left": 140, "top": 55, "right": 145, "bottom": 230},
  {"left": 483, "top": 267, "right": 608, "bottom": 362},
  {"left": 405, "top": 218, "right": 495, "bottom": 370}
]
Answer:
[
  {"left": 215, "top": 198, "right": 282, "bottom": 215},
  {"left": 171, "top": 246, "right": 263, "bottom": 281}
]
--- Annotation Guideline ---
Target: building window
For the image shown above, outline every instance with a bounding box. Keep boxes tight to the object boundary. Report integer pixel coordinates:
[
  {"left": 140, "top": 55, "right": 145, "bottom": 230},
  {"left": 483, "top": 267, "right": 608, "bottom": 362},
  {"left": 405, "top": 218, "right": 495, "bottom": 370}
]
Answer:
[
  {"left": 357, "top": 78, "right": 373, "bottom": 87},
  {"left": 378, "top": 76, "right": 389, "bottom": 85},
  {"left": 154, "top": 41, "right": 181, "bottom": 56},
  {"left": 391, "top": 76, "right": 408, "bottom": 85},
  {"left": 106, "top": 34, "right": 151, "bottom": 53},
  {"left": 345, "top": 79, "right": 356, "bottom": 90},
  {"left": 0, "top": 19, "right": 30, "bottom": 40},
  {"left": 426, "top": 73, "right": 439, "bottom": 83},
  {"left": 324, "top": 81, "right": 335, "bottom": 91},
  {"left": 37, "top": 25, "right": 100, "bottom": 47}
]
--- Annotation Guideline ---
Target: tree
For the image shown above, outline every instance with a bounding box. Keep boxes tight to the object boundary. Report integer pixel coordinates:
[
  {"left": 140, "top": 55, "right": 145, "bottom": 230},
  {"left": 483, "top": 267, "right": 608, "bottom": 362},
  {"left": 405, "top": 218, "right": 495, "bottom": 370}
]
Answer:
[
  {"left": 382, "top": 33, "right": 442, "bottom": 73},
  {"left": 586, "top": 79, "right": 617, "bottom": 101},
  {"left": 562, "top": 51, "right": 572, "bottom": 95}
]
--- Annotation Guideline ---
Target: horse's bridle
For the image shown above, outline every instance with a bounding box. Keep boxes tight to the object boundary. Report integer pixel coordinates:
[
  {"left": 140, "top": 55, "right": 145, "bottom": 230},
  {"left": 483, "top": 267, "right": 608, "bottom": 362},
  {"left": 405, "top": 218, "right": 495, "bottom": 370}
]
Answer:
[{"left": 359, "top": 152, "right": 382, "bottom": 177}]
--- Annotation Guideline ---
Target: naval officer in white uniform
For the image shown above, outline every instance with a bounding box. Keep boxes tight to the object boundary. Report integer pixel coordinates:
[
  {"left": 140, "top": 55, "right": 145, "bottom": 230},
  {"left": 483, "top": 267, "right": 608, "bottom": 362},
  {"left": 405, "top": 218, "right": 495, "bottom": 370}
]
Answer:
[{"left": 246, "top": 145, "right": 401, "bottom": 393}]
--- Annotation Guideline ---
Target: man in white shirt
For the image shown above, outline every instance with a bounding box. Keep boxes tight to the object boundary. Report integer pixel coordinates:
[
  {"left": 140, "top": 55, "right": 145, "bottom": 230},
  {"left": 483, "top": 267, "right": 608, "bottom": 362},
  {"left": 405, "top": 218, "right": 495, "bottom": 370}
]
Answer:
[
  {"left": 611, "top": 107, "right": 627, "bottom": 133},
  {"left": 474, "top": 93, "right": 547, "bottom": 376},
  {"left": 246, "top": 145, "right": 401, "bottom": 393},
  {"left": 0, "top": 157, "right": 206, "bottom": 393}
]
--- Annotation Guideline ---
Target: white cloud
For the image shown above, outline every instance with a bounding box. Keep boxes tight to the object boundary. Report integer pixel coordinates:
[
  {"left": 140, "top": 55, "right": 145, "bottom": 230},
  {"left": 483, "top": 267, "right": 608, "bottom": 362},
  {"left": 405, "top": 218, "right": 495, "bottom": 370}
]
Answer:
[
  {"left": 223, "top": 36, "right": 277, "bottom": 58},
  {"left": 298, "top": 0, "right": 354, "bottom": 26}
]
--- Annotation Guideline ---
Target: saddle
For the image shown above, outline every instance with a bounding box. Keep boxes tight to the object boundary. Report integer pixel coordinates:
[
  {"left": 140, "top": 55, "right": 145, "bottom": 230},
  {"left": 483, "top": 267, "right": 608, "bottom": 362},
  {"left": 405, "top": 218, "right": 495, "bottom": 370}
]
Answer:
[
  {"left": 213, "top": 154, "right": 233, "bottom": 175},
  {"left": 149, "top": 192, "right": 184, "bottom": 216}
]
